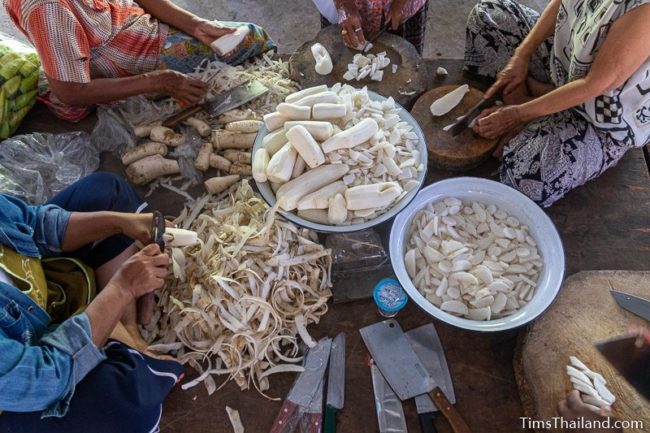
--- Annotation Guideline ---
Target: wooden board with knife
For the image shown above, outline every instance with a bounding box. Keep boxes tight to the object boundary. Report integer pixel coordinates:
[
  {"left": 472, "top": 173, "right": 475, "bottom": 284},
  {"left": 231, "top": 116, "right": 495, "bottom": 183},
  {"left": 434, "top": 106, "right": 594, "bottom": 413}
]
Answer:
[
  {"left": 411, "top": 85, "right": 498, "bottom": 171},
  {"left": 515, "top": 271, "right": 650, "bottom": 433}
]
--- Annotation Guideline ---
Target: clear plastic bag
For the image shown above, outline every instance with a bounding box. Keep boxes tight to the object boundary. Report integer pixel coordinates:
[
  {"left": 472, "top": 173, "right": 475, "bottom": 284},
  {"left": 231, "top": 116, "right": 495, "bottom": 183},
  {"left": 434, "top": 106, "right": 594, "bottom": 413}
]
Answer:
[{"left": 0, "top": 131, "right": 99, "bottom": 204}]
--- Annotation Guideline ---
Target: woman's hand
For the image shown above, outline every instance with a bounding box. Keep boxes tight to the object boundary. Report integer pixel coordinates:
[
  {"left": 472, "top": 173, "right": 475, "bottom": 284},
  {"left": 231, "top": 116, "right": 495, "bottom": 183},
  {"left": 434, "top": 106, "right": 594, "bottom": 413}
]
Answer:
[
  {"left": 486, "top": 50, "right": 531, "bottom": 98},
  {"left": 193, "top": 19, "right": 236, "bottom": 50},
  {"left": 473, "top": 105, "right": 527, "bottom": 139},
  {"left": 108, "top": 244, "right": 170, "bottom": 300},
  {"left": 336, "top": 0, "right": 366, "bottom": 48},
  {"left": 388, "top": 0, "right": 411, "bottom": 30},
  {"left": 557, "top": 391, "right": 622, "bottom": 433},
  {"left": 153, "top": 70, "right": 208, "bottom": 105},
  {"left": 118, "top": 213, "right": 154, "bottom": 244}
]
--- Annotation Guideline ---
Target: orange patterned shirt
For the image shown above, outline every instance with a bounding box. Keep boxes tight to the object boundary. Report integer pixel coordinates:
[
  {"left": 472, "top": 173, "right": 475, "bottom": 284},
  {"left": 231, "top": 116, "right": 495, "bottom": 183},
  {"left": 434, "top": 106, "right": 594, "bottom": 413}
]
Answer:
[{"left": 4, "top": 0, "right": 168, "bottom": 83}]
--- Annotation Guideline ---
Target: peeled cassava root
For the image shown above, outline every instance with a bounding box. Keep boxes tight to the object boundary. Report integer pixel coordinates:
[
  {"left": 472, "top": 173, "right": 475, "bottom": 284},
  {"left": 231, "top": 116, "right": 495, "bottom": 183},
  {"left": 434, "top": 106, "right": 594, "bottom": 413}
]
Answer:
[
  {"left": 126, "top": 155, "right": 180, "bottom": 185},
  {"left": 210, "top": 26, "right": 249, "bottom": 55},
  {"left": 430, "top": 84, "right": 469, "bottom": 117},
  {"left": 311, "top": 43, "right": 333, "bottom": 75}
]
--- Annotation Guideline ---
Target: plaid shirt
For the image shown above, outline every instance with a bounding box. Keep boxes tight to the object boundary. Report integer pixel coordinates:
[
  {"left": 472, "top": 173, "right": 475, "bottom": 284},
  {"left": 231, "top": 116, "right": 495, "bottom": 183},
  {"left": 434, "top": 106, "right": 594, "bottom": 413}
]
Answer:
[{"left": 4, "top": 0, "right": 168, "bottom": 83}]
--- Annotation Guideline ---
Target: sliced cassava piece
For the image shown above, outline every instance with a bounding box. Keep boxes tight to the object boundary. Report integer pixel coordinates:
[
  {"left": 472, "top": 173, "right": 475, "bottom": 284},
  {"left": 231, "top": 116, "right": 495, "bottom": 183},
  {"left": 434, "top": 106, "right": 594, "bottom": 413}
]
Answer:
[
  {"left": 411, "top": 85, "right": 497, "bottom": 170},
  {"left": 430, "top": 84, "right": 469, "bottom": 116},
  {"left": 141, "top": 180, "right": 332, "bottom": 397},
  {"left": 516, "top": 271, "right": 650, "bottom": 432}
]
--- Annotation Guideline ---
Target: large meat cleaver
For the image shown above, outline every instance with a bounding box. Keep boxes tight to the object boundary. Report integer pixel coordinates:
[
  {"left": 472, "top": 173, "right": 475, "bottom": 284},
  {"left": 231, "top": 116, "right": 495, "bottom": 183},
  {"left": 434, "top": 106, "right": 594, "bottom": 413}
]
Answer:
[
  {"left": 405, "top": 324, "right": 456, "bottom": 433},
  {"left": 360, "top": 319, "right": 472, "bottom": 433}
]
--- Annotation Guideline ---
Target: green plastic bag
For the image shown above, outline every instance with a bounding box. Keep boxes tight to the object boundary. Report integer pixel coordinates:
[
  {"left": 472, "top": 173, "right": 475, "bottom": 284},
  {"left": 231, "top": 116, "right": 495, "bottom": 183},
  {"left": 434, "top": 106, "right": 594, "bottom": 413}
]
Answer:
[{"left": 0, "top": 32, "right": 41, "bottom": 139}]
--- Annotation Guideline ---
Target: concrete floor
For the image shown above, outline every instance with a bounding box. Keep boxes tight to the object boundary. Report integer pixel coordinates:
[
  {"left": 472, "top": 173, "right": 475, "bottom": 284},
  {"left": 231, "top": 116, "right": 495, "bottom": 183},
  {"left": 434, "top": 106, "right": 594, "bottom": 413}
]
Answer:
[{"left": 1, "top": 0, "right": 547, "bottom": 59}]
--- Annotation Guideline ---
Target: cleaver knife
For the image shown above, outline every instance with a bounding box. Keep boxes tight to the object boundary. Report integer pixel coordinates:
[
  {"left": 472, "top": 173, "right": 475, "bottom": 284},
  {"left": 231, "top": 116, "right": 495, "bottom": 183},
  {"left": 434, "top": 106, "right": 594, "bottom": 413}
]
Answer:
[
  {"left": 611, "top": 291, "right": 650, "bottom": 321},
  {"left": 448, "top": 93, "right": 500, "bottom": 137},
  {"left": 162, "top": 80, "right": 268, "bottom": 128},
  {"left": 370, "top": 358, "right": 408, "bottom": 433},
  {"left": 406, "top": 324, "right": 456, "bottom": 433},
  {"left": 360, "top": 319, "right": 472, "bottom": 433}
]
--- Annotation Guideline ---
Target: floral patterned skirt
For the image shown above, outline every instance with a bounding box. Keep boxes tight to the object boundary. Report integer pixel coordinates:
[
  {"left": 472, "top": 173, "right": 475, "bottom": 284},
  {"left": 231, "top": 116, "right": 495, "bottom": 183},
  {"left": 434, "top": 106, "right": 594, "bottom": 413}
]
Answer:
[{"left": 464, "top": 0, "right": 634, "bottom": 207}]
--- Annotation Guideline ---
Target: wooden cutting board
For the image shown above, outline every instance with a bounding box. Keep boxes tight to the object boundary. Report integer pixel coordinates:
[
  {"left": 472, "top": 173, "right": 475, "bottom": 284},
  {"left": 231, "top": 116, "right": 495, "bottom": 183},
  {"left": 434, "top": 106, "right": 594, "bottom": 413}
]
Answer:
[
  {"left": 515, "top": 271, "right": 650, "bottom": 433},
  {"left": 288, "top": 25, "right": 428, "bottom": 108},
  {"left": 410, "top": 85, "right": 497, "bottom": 171}
]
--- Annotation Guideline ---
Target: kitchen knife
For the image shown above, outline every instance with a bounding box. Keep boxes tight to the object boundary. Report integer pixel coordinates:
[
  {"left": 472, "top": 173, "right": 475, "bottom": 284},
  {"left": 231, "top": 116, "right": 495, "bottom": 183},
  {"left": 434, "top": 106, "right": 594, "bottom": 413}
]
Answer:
[
  {"left": 370, "top": 359, "right": 408, "bottom": 433},
  {"left": 361, "top": 17, "right": 391, "bottom": 53},
  {"left": 611, "top": 291, "right": 650, "bottom": 321},
  {"left": 360, "top": 319, "right": 472, "bottom": 433},
  {"left": 448, "top": 93, "right": 500, "bottom": 137},
  {"left": 596, "top": 335, "right": 650, "bottom": 401},
  {"left": 270, "top": 338, "right": 332, "bottom": 433},
  {"left": 406, "top": 324, "right": 456, "bottom": 433},
  {"left": 302, "top": 374, "right": 326, "bottom": 433},
  {"left": 137, "top": 211, "right": 167, "bottom": 325},
  {"left": 324, "top": 333, "right": 346, "bottom": 433},
  {"left": 162, "top": 80, "right": 268, "bottom": 128}
]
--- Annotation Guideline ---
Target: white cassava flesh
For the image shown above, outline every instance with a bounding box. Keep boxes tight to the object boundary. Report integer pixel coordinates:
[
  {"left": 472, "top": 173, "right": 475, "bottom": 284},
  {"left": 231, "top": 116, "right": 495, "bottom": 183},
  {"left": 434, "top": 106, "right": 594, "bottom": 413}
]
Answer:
[
  {"left": 204, "top": 175, "right": 240, "bottom": 194},
  {"left": 252, "top": 148, "right": 270, "bottom": 183},
  {"left": 321, "top": 118, "right": 378, "bottom": 153},
  {"left": 297, "top": 181, "right": 346, "bottom": 210},
  {"left": 343, "top": 52, "right": 391, "bottom": 82},
  {"left": 430, "top": 84, "right": 470, "bottom": 117},
  {"left": 293, "top": 91, "right": 339, "bottom": 107},
  {"left": 141, "top": 180, "right": 332, "bottom": 397},
  {"left": 312, "top": 103, "right": 347, "bottom": 120},
  {"left": 210, "top": 26, "right": 249, "bottom": 55},
  {"left": 286, "top": 125, "right": 325, "bottom": 168},
  {"left": 311, "top": 43, "right": 333, "bottom": 75},
  {"left": 285, "top": 85, "right": 328, "bottom": 104},
  {"left": 276, "top": 164, "right": 350, "bottom": 211},
  {"left": 263, "top": 112, "right": 289, "bottom": 132},
  {"left": 253, "top": 84, "right": 424, "bottom": 225},
  {"left": 327, "top": 193, "right": 347, "bottom": 224},
  {"left": 122, "top": 142, "right": 167, "bottom": 166},
  {"left": 266, "top": 143, "right": 297, "bottom": 183},
  {"left": 345, "top": 182, "right": 402, "bottom": 211},
  {"left": 262, "top": 129, "right": 288, "bottom": 155},
  {"left": 277, "top": 103, "right": 311, "bottom": 120},
  {"left": 566, "top": 356, "right": 616, "bottom": 412},
  {"left": 283, "top": 121, "right": 334, "bottom": 141},
  {"left": 163, "top": 228, "right": 199, "bottom": 247},
  {"left": 405, "top": 198, "right": 543, "bottom": 320}
]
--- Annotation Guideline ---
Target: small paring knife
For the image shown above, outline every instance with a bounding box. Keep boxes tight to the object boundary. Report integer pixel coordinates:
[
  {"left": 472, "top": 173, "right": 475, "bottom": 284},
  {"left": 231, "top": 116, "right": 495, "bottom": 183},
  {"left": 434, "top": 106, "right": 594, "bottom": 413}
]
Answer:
[
  {"left": 448, "top": 93, "right": 500, "bottom": 137},
  {"left": 611, "top": 290, "right": 650, "bottom": 321},
  {"left": 324, "top": 333, "right": 346, "bottom": 433}
]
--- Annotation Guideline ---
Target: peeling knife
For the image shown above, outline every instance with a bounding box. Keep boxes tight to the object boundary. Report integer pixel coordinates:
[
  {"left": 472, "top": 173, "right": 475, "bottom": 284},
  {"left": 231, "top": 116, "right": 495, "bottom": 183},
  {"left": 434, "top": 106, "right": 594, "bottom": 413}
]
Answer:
[
  {"left": 448, "top": 93, "right": 500, "bottom": 137},
  {"left": 611, "top": 291, "right": 650, "bottom": 321}
]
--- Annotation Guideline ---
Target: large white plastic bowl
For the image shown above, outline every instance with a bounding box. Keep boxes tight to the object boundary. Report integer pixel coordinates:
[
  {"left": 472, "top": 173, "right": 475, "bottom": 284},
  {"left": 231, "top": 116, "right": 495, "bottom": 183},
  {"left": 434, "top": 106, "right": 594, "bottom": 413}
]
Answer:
[
  {"left": 389, "top": 177, "right": 565, "bottom": 332},
  {"left": 252, "top": 90, "right": 427, "bottom": 233}
]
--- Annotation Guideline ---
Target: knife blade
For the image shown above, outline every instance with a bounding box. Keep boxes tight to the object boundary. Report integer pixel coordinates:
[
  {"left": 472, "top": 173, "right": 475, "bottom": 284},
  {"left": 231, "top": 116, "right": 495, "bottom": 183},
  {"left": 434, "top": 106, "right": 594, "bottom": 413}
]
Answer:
[
  {"left": 370, "top": 359, "right": 407, "bottom": 433},
  {"left": 162, "top": 80, "right": 268, "bottom": 128},
  {"left": 360, "top": 320, "right": 473, "bottom": 433},
  {"left": 611, "top": 291, "right": 650, "bottom": 321},
  {"left": 406, "top": 324, "right": 456, "bottom": 433},
  {"left": 324, "top": 333, "right": 345, "bottom": 433},
  {"left": 270, "top": 338, "right": 332, "bottom": 433},
  {"left": 596, "top": 335, "right": 650, "bottom": 401},
  {"left": 448, "top": 93, "right": 500, "bottom": 137}
]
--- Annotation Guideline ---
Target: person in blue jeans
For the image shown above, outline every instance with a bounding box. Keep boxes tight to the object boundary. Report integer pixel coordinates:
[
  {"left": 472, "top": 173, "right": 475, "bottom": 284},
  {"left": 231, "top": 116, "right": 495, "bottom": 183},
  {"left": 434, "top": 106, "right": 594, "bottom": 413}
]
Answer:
[{"left": 0, "top": 172, "right": 183, "bottom": 433}]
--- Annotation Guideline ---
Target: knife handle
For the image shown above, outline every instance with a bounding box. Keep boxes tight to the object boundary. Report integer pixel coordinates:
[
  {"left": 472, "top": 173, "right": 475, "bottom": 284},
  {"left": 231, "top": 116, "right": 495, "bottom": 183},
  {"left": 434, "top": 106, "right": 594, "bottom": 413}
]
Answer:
[
  {"left": 300, "top": 412, "right": 323, "bottom": 433},
  {"left": 429, "top": 387, "right": 473, "bottom": 433},
  {"left": 162, "top": 105, "right": 202, "bottom": 128},
  {"left": 418, "top": 412, "right": 438, "bottom": 433},
  {"left": 270, "top": 400, "right": 300, "bottom": 433},
  {"left": 324, "top": 406, "right": 337, "bottom": 433}
]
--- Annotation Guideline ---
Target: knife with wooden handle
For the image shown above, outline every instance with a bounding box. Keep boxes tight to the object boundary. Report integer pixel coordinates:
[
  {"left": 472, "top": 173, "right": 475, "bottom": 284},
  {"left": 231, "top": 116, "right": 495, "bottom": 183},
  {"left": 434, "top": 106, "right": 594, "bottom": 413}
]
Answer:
[{"left": 448, "top": 93, "right": 500, "bottom": 137}]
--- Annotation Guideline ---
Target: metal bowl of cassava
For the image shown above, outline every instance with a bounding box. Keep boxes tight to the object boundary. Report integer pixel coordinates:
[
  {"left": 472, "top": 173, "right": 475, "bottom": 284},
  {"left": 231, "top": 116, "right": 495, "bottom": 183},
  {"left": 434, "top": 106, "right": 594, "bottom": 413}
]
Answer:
[
  {"left": 252, "top": 89, "right": 428, "bottom": 233},
  {"left": 389, "top": 177, "right": 565, "bottom": 332}
]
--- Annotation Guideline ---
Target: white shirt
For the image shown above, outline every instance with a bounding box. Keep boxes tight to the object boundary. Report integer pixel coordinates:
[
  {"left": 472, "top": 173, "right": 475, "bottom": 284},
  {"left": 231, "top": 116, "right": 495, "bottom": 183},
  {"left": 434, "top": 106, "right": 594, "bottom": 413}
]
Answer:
[{"left": 551, "top": 0, "right": 650, "bottom": 148}]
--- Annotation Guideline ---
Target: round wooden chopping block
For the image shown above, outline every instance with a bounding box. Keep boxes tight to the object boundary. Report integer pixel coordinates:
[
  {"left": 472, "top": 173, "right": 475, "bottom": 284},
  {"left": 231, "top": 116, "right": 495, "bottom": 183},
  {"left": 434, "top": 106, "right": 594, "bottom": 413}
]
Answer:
[
  {"left": 289, "top": 25, "right": 428, "bottom": 108},
  {"left": 515, "top": 271, "right": 650, "bottom": 433},
  {"left": 411, "top": 85, "right": 497, "bottom": 171}
]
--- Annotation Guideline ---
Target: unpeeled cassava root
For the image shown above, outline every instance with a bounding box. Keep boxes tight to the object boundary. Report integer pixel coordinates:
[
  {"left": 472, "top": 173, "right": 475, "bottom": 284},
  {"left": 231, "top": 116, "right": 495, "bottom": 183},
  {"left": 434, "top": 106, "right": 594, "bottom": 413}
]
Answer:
[
  {"left": 126, "top": 154, "right": 180, "bottom": 186},
  {"left": 150, "top": 126, "right": 184, "bottom": 146},
  {"left": 121, "top": 142, "right": 167, "bottom": 166}
]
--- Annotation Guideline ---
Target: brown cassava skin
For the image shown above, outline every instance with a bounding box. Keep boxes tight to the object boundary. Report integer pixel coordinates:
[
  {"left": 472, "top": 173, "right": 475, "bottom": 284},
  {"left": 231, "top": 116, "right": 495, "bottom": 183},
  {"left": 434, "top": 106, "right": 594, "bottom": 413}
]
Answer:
[
  {"left": 125, "top": 154, "right": 180, "bottom": 185},
  {"left": 209, "top": 153, "right": 232, "bottom": 172},
  {"left": 195, "top": 142, "right": 213, "bottom": 171},
  {"left": 211, "top": 130, "right": 256, "bottom": 150},
  {"left": 224, "top": 120, "right": 263, "bottom": 133},
  {"left": 204, "top": 175, "right": 240, "bottom": 194},
  {"left": 121, "top": 142, "right": 167, "bottom": 166},
  {"left": 223, "top": 150, "right": 252, "bottom": 164},
  {"left": 216, "top": 109, "right": 258, "bottom": 125},
  {"left": 229, "top": 162, "right": 252, "bottom": 176}
]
